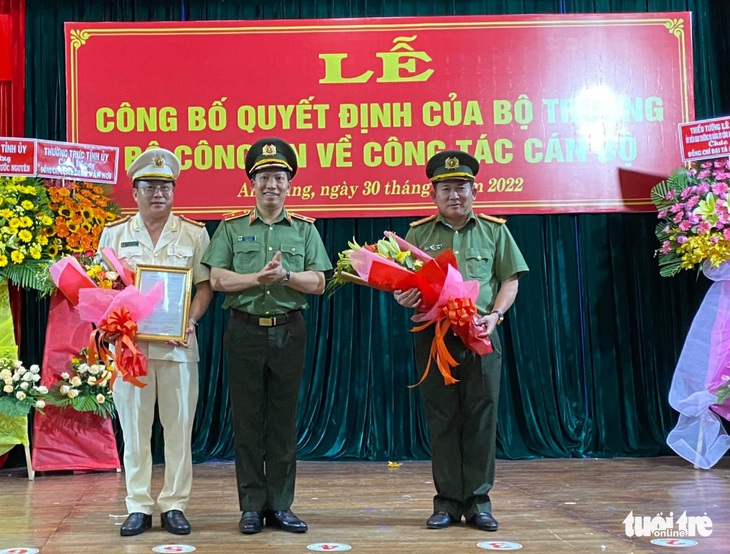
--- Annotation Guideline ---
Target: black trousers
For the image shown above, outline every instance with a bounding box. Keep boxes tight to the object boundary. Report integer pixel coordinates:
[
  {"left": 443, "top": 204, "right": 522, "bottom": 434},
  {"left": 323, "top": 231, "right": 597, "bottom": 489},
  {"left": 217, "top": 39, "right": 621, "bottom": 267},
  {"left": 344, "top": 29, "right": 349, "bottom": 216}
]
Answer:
[{"left": 225, "top": 310, "right": 306, "bottom": 511}]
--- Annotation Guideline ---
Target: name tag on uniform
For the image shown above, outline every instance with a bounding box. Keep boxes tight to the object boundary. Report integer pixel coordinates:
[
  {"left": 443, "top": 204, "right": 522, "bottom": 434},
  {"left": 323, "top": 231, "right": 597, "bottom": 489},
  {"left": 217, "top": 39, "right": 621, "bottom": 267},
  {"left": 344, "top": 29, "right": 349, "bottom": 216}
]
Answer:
[
  {"left": 121, "top": 241, "right": 139, "bottom": 247},
  {"left": 423, "top": 243, "right": 443, "bottom": 251},
  {"left": 237, "top": 236, "right": 257, "bottom": 242}
]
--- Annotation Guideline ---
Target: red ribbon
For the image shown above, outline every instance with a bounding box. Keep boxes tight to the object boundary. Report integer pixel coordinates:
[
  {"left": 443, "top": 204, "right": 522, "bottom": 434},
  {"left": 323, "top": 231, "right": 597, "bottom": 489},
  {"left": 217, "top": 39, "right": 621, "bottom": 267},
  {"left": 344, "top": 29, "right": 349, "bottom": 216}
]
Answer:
[
  {"left": 87, "top": 307, "right": 147, "bottom": 389},
  {"left": 411, "top": 297, "right": 481, "bottom": 387}
]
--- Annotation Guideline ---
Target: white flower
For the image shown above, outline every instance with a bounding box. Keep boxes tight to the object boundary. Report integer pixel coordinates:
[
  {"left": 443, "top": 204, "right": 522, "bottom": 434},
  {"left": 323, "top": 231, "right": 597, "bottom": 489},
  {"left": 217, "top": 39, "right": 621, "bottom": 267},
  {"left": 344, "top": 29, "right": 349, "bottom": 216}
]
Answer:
[
  {"left": 96, "top": 394, "right": 106, "bottom": 403},
  {"left": 89, "top": 365, "right": 101, "bottom": 375},
  {"left": 12, "top": 373, "right": 19, "bottom": 381},
  {"left": 61, "top": 372, "right": 70, "bottom": 380},
  {"left": 67, "top": 389, "right": 79, "bottom": 399},
  {"left": 13, "top": 360, "right": 23, "bottom": 368},
  {"left": 87, "top": 376, "right": 97, "bottom": 385},
  {"left": 60, "top": 385, "right": 70, "bottom": 395},
  {"left": 15, "top": 391, "right": 26, "bottom": 400},
  {"left": 19, "top": 381, "right": 29, "bottom": 390},
  {"left": 22, "top": 372, "right": 34, "bottom": 381},
  {"left": 0, "top": 369, "right": 11, "bottom": 379},
  {"left": 77, "top": 363, "right": 90, "bottom": 374},
  {"left": 30, "top": 364, "right": 40, "bottom": 373},
  {"left": 32, "top": 374, "right": 40, "bottom": 382},
  {"left": 106, "top": 271, "right": 119, "bottom": 281},
  {"left": 3, "top": 378, "right": 12, "bottom": 386},
  {"left": 17, "top": 367, "right": 26, "bottom": 375},
  {"left": 71, "top": 376, "right": 82, "bottom": 387},
  {"left": 35, "top": 400, "right": 46, "bottom": 409},
  {"left": 3, "top": 384, "right": 13, "bottom": 393},
  {"left": 35, "top": 385, "right": 48, "bottom": 394}
]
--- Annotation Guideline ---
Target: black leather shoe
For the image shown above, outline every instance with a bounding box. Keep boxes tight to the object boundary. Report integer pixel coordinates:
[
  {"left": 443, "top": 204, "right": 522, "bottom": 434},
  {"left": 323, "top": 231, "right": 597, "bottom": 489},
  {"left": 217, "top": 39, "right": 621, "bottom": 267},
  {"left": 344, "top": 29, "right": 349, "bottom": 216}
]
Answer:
[
  {"left": 239, "top": 511, "right": 264, "bottom": 534},
  {"left": 120, "top": 512, "right": 152, "bottom": 536},
  {"left": 265, "top": 509, "right": 308, "bottom": 533},
  {"left": 161, "top": 510, "right": 191, "bottom": 535},
  {"left": 467, "top": 512, "right": 499, "bottom": 532},
  {"left": 426, "top": 511, "right": 459, "bottom": 529}
]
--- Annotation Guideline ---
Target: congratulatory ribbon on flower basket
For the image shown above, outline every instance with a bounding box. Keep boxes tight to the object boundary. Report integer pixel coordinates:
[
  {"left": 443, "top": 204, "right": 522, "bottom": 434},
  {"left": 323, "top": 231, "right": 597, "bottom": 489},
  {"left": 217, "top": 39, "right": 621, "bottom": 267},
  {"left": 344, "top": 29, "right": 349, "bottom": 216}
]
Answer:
[
  {"left": 49, "top": 248, "right": 163, "bottom": 389},
  {"left": 330, "top": 231, "right": 492, "bottom": 386}
]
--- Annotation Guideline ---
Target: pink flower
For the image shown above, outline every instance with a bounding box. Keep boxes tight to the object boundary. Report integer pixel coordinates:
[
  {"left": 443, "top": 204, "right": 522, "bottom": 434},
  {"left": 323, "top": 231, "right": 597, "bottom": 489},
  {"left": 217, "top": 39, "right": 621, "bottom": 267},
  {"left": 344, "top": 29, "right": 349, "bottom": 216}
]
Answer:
[
  {"left": 678, "top": 220, "right": 693, "bottom": 231},
  {"left": 670, "top": 203, "right": 684, "bottom": 213},
  {"left": 697, "top": 170, "right": 712, "bottom": 180},
  {"left": 711, "top": 236, "right": 719, "bottom": 244},
  {"left": 661, "top": 241, "right": 672, "bottom": 254},
  {"left": 697, "top": 221, "right": 712, "bottom": 234},
  {"left": 687, "top": 213, "right": 700, "bottom": 225},
  {"left": 712, "top": 182, "right": 729, "bottom": 195},
  {"left": 677, "top": 235, "right": 688, "bottom": 243},
  {"left": 681, "top": 188, "right": 692, "bottom": 199},
  {"left": 673, "top": 212, "right": 684, "bottom": 223},
  {"left": 665, "top": 190, "right": 676, "bottom": 200},
  {"left": 657, "top": 209, "right": 668, "bottom": 219},
  {"left": 724, "top": 229, "right": 730, "bottom": 241},
  {"left": 685, "top": 196, "right": 699, "bottom": 208},
  {"left": 698, "top": 184, "right": 711, "bottom": 195}
]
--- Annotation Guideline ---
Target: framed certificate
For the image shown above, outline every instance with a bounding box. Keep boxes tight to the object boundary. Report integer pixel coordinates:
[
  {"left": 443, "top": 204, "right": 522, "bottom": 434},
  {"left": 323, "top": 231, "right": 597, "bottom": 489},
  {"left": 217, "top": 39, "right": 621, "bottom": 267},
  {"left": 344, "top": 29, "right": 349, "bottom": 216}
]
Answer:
[{"left": 134, "top": 265, "right": 193, "bottom": 342}]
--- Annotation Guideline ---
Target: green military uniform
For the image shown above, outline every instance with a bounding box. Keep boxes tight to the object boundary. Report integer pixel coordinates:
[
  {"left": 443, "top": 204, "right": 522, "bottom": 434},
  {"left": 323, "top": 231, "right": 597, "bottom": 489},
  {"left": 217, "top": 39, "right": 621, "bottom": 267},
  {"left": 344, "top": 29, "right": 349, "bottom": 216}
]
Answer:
[
  {"left": 408, "top": 151, "right": 529, "bottom": 522},
  {"left": 201, "top": 140, "right": 332, "bottom": 514}
]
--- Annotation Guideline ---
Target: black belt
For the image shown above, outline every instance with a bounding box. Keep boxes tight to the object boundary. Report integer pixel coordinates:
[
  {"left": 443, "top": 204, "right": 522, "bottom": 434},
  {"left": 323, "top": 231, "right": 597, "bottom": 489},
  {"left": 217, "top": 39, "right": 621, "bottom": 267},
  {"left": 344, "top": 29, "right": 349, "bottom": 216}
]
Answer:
[{"left": 231, "top": 309, "right": 302, "bottom": 327}]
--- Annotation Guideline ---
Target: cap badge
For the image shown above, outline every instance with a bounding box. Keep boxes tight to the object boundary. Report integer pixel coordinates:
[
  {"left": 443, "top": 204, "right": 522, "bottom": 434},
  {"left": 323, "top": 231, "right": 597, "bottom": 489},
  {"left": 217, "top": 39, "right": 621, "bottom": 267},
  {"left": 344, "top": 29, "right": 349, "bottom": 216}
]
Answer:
[
  {"left": 445, "top": 157, "right": 459, "bottom": 169},
  {"left": 153, "top": 155, "right": 166, "bottom": 167},
  {"left": 262, "top": 144, "right": 277, "bottom": 156}
]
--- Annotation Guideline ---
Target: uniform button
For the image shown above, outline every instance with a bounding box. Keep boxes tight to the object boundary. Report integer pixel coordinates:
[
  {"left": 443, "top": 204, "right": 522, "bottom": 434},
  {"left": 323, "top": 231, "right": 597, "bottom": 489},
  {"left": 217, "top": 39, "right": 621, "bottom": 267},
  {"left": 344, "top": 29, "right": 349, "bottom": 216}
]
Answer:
[
  {"left": 266, "top": 290, "right": 271, "bottom": 295},
  {"left": 454, "top": 251, "right": 459, "bottom": 255},
  {"left": 265, "top": 311, "right": 270, "bottom": 315},
  {"left": 269, "top": 226, "right": 273, "bottom": 230},
  {"left": 477, "top": 255, "right": 482, "bottom": 260},
  {"left": 291, "top": 247, "right": 296, "bottom": 252},
  {"left": 455, "top": 230, "right": 459, "bottom": 234},
  {"left": 268, "top": 246, "right": 273, "bottom": 251}
]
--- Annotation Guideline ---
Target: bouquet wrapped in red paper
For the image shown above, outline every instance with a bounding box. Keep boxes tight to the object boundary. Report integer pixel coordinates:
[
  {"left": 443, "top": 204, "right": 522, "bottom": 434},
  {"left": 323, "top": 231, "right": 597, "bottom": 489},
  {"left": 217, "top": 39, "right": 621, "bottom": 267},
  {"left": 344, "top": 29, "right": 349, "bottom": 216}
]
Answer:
[
  {"left": 329, "top": 231, "right": 492, "bottom": 386},
  {"left": 49, "top": 248, "right": 163, "bottom": 389}
]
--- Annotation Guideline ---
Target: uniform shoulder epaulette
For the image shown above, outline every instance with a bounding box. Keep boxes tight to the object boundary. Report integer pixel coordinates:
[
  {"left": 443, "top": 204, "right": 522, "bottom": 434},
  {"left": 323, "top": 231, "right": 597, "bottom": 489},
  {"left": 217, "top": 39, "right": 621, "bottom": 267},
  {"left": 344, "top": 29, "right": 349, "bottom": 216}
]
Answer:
[
  {"left": 223, "top": 210, "right": 251, "bottom": 221},
  {"left": 409, "top": 214, "right": 437, "bottom": 227},
  {"left": 105, "top": 215, "right": 131, "bottom": 228},
  {"left": 290, "top": 212, "right": 316, "bottom": 223},
  {"left": 478, "top": 213, "right": 506, "bottom": 225},
  {"left": 179, "top": 215, "right": 206, "bottom": 227}
]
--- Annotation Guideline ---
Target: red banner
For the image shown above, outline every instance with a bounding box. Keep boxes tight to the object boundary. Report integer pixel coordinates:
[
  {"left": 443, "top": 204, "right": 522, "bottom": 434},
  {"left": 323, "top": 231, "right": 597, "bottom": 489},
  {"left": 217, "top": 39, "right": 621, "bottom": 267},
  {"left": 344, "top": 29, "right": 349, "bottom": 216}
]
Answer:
[
  {"left": 678, "top": 116, "right": 730, "bottom": 162},
  {"left": 65, "top": 14, "right": 694, "bottom": 219},
  {"left": 35, "top": 139, "right": 119, "bottom": 184},
  {"left": 0, "top": 137, "right": 35, "bottom": 175},
  {"left": 0, "top": 137, "right": 119, "bottom": 183}
]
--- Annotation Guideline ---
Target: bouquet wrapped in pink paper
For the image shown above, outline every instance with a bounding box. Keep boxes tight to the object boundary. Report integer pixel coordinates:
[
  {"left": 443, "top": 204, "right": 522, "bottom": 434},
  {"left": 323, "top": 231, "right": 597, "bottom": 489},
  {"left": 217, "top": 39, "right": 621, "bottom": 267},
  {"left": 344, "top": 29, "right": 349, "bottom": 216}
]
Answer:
[
  {"left": 329, "top": 231, "right": 492, "bottom": 385},
  {"left": 49, "top": 248, "right": 163, "bottom": 389}
]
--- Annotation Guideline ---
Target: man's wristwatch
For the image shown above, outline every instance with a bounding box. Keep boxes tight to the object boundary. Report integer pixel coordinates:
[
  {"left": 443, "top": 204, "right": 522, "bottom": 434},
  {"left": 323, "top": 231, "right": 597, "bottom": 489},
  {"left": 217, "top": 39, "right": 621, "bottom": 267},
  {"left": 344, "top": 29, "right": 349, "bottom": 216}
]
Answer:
[
  {"left": 283, "top": 270, "right": 291, "bottom": 283},
  {"left": 489, "top": 310, "right": 504, "bottom": 325}
]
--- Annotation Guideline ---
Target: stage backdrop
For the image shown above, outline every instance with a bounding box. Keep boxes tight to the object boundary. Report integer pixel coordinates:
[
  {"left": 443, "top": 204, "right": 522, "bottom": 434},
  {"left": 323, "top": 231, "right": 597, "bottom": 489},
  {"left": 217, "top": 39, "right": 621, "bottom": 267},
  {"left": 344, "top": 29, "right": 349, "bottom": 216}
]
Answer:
[{"left": 65, "top": 13, "right": 693, "bottom": 219}]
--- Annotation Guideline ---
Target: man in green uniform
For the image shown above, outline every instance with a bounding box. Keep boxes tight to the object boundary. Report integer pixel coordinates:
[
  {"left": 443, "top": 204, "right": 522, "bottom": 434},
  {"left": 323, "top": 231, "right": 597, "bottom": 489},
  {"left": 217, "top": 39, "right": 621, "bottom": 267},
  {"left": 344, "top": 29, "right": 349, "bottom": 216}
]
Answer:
[
  {"left": 202, "top": 137, "right": 332, "bottom": 535},
  {"left": 395, "top": 150, "right": 528, "bottom": 532}
]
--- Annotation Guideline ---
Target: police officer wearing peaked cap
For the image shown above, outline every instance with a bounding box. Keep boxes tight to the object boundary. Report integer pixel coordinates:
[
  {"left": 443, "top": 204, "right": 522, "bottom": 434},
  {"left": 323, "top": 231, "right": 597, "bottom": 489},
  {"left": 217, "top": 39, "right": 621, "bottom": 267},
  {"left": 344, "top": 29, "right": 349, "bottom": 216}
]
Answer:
[
  {"left": 395, "top": 149, "right": 529, "bottom": 533},
  {"left": 99, "top": 146, "right": 213, "bottom": 537},
  {"left": 202, "top": 137, "right": 332, "bottom": 535}
]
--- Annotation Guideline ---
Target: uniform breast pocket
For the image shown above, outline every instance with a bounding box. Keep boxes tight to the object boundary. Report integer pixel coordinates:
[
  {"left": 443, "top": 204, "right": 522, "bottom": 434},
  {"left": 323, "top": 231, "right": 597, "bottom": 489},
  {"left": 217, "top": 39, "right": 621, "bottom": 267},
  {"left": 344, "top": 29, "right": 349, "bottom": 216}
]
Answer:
[
  {"left": 233, "top": 241, "right": 262, "bottom": 273},
  {"left": 463, "top": 248, "right": 493, "bottom": 281},
  {"left": 167, "top": 245, "right": 193, "bottom": 268},
  {"left": 118, "top": 246, "right": 143, "bottom": 266},
  {"left": 280, "top": 241, "right": 305, "bottom": 272}
]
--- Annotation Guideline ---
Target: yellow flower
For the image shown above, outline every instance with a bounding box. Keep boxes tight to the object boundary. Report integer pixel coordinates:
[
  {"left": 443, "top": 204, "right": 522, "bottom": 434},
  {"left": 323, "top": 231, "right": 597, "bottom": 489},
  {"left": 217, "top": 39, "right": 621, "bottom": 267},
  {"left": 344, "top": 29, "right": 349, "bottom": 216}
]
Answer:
[
  {"left": 40, "top": 215, "right": 53, "bottom": 225},
  {"left": 0, "top": 254, "right": 7, "bottom": 267},
  {"left": 37, "top": 235, "right": 49, "bottom": 246},
  {"left": 8, "top": 217, "right": 20, "bottom": 229},
  {"left": 0, "top": 197, "right": 3, "bottom": 206},
  {"left": 19, "top": 216, "right": 33, "bottom": 228},
  {"left": 0, "top": 209, "right": 12, "bottom": 218},
  {"left": 21, "top": 200, "right": 34, "bottom": 210},
  {"left": 18, "top": 230, "right": 33, "bottom": 243},
  {"left": 29, "top": 246, "right": 41, "bottom": 260},
  {"left": 10, "top": 250, "right": 24, "bottom": 263}
]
